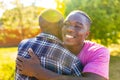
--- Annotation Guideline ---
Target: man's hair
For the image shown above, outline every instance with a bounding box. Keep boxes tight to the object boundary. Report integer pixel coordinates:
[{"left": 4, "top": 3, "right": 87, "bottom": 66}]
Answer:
[
  {"left": 39, "top": 9, "right": 64, "bottom": 27},
  {"left": 38, "top": 9, "right": 64, "bottom": 40},
  {"left": 68, "top": 10, "right": 92, "bottom": 28}
]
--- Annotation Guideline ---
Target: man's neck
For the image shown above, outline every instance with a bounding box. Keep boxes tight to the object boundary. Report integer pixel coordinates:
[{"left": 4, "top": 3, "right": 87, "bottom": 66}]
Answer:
[{"left": 65, "top": 43, "right": 84, "bottom": 56}]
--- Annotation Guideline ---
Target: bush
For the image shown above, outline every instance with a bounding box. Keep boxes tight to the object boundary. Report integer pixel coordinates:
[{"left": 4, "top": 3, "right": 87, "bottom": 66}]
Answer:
[{"left": 0, "top": 27, "right": 41, "bottom": 47}]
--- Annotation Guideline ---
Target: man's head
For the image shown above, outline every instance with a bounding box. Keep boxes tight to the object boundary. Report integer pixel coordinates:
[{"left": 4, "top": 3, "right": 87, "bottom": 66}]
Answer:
[
  {"left": 39, "top": 9, "right": 64, "bottom": 40},
  {"left": 62, "top": 10, "right": 92, "bottom": 47}
]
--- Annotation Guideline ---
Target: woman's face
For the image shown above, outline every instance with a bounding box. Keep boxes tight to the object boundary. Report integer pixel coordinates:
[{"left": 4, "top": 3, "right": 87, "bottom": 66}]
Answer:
[{"left": 62, "top": 12, "right": 89, "bottom": 47}]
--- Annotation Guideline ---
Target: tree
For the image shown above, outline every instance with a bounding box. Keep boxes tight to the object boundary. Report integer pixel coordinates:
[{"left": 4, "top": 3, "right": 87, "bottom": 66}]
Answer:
[
  {"left": 55, "top": 0, "right": 65, "bottom": 16},
  {"left": 1, "top": 4, "right": 44, "bottom": 39}
]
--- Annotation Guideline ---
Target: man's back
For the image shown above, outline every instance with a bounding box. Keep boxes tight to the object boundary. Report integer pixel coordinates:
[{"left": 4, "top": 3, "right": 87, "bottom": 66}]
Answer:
[{"left": 15, "top": 33, "right": 83, "bottom": 80}]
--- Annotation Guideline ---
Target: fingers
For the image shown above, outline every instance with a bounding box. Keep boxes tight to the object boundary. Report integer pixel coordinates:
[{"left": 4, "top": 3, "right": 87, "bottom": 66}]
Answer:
[
  {"left": 16, "top": 64, "right": 22, "bottom": 71},
  {"left": 16, "top": 59, "right": 22, "bottom": 67},
  {"left": 17, "top": 55, "right": 25, "bottom": 62},
  {"left": 28, "top": 48, "right": 38, "bottom": 59},
  {"left": 16, "top": 58, "right": 23, "bottom": 72},
  {"left": 16, "top": 57, "right": 26, "bottom": 75},
  {"left": 17, "top": 69, "right": 23, "bottom": 75},
  {"left": 16, "top": 56, "right": 27, "bottom": 71}
]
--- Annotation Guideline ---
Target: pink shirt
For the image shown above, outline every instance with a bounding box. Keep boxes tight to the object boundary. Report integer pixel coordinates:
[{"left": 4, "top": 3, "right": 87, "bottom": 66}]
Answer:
[{"left": 77, "top": 40, "right": 110, "bottom": 79}]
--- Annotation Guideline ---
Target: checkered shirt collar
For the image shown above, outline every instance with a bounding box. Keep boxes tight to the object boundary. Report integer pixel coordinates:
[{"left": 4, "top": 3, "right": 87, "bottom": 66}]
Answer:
[{"left": 36, "top": 33, "right": 63, "bottom": 44}]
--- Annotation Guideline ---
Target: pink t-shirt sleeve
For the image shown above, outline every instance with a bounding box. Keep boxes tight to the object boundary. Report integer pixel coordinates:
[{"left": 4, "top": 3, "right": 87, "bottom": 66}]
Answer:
[
  {"left": 83, "top": 49, "right": 110, "bottom": 79},
  {"left": 78, "top": 41, "right": 110, "bottom": 80}
]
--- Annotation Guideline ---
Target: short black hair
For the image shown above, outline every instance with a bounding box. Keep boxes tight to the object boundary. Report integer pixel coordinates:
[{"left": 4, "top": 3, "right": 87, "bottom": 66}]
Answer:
[{"left": 69, "top": 10, "right": 92, "bottom": 27}]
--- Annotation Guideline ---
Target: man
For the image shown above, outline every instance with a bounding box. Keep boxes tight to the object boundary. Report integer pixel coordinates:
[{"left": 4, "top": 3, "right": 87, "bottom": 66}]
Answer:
[
  {"left": 16, "top": 10, "right": 110, "bottom": 80},
  {"left": 15, "top": 9, "right": 83, "bottom": 80}
]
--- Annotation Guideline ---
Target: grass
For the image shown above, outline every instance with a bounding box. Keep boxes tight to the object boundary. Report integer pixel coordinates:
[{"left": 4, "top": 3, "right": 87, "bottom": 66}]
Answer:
[
  {"left": 0, "top": 47, "right": 17, "bottom": 80},
  {"left": 110, "top": 56, "right": 120, "bottom": 80},
  {"left": 108, "top": 44, "right": 120, "bottom": 80},
  {"left": 0, "top": 45, "right": 120, "bottom": 80}
]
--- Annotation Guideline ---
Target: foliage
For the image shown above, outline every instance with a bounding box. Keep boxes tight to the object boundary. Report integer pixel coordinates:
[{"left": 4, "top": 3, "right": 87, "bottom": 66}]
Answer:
[
  {"left": 63, "top": 0, "right": 120, "bottom": 45},
  {"left": 0, "top": 27, "right": 40, "bottom": 47},
  {"left": 0, "top": 0, "right": 65, "bottom": 47},
  {"left": 0, "top": 5, "right": 44, "bottom": 44},
  {"left": 1, "top": 6, "right": 44, "bottom": 28},
  {"left": 0, "top": 0, "right": 44, "bottom": 40},
  {"left": 55, "top": 0, "right": 65, "bottom": 16}
]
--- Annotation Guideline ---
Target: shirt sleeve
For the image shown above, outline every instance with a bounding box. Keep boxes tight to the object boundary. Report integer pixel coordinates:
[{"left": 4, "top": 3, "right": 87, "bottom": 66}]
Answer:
[
  {"left": 15, "top": 39, "right": 36, "bottom": 80},
  {"left": 82, "top": 48, "right": 110, "bottom": 80},
  {"left": 71, "top": 59, "right": 83, "bottom": 76}
]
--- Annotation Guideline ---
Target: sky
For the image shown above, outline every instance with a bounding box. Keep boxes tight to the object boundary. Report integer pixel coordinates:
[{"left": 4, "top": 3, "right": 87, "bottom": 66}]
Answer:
[{"left": 0, "top": 0, "right": 57, "bottom": 17}]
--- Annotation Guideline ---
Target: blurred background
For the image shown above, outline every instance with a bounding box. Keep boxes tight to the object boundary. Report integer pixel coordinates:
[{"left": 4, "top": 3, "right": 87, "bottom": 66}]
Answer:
[{"left": 0, "top": 0, "right": 120, "bottom": 80}]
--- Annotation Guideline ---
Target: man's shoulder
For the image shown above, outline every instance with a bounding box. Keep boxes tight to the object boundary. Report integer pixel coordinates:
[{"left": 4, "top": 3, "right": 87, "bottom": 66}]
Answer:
[
  {"left": 19, "top": 38, "right": 34, "bottom": 44},
  {"left": 20, "top": 39, "right": 29, "bottom": 43},
  {"left": 84, "top": 40, "right": 109, "bottom": 53},
  {"left": 41, "top": 33, "right": 63, "bottom": 44},
  {"left": 85, "top": 40, "right": 107, "bottom": 47}
]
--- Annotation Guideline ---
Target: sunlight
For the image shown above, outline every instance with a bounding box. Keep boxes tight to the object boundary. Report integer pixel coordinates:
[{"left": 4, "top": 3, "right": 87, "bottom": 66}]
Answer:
[
  {"left": 35, "top": 0, "right": 57, "bottom": 9},
  {"left": 20, "top": 0, "right": 57, "bottom": 9},
  {"left": 0, "top": 0, "right": 57, "bottom": 17},
  {"left": 0, "top": 9, "right": 4, "bottom": 17}
]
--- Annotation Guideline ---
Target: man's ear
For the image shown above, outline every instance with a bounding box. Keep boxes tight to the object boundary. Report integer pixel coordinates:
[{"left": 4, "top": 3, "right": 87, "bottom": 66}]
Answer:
[{"left": 85, "top": 31, "right": 90, "bottom": 39}]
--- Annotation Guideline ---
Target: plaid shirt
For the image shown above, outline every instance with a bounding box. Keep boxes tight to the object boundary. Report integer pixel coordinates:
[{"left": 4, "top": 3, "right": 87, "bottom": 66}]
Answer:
[{"left": 15, "top": 33, "right": 83, "bottom": 80}]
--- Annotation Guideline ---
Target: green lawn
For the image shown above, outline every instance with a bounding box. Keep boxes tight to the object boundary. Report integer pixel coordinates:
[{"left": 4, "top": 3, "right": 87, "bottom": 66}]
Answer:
[
  {"left": 0, "top": 47, "right": 17, "bottom": 80},
  {"left": 108, "top": 44, "right": 120, "bottom": 80},
  {"left": 0, "top": 45, "right": 120, "bottom": 80}
]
